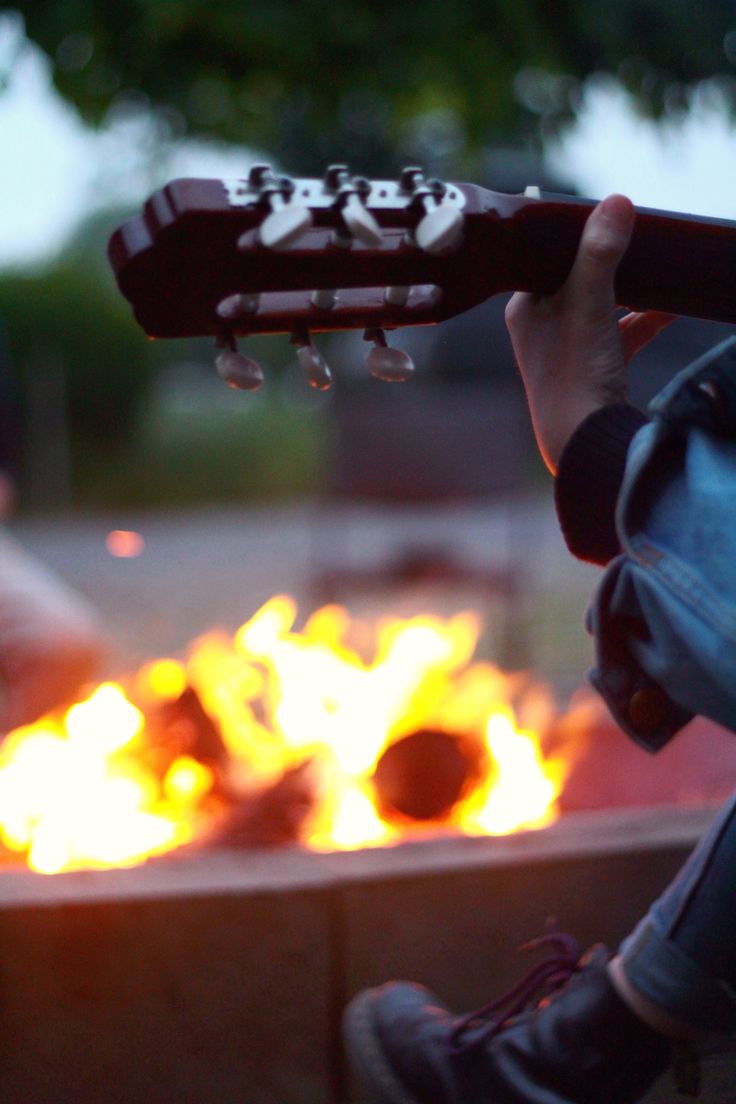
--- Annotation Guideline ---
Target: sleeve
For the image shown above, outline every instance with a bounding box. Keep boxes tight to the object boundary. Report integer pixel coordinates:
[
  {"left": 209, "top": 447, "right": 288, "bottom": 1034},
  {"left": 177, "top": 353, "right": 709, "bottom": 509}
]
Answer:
[
  {"left": 556, "top": 339, "right": 736, "bottom": 751},
  {"left": 553, "top": 403, "right": 649, "bottom": 565},
  {"left": 586, "top": 337, "right": 736, "bottom": 749}
]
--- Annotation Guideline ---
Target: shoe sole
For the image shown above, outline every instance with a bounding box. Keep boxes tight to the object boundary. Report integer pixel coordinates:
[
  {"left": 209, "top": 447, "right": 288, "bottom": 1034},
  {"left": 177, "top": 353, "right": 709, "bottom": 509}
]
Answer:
[{"left": 342, "top": 991, "right": 425, "bottom": 1104}]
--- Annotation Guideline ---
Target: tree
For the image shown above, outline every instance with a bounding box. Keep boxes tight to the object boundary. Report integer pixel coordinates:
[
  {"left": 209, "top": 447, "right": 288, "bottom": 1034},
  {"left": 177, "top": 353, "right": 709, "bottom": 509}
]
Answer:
[
  {"left": 16, "top": 1, "right": 736, "bottom": 175},
  {"left": 0, "top": 216, "right": 161, "bottom": 452}
]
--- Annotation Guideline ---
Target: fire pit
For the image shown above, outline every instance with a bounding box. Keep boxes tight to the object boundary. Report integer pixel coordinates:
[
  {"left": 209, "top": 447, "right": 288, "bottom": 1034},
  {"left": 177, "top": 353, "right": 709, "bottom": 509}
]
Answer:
[
  {"left": 0, "top": 805, "right": 726, "bottom": 1104},
  {"left": 0, "top": 597, "right": 734, "bottom": 1101}
]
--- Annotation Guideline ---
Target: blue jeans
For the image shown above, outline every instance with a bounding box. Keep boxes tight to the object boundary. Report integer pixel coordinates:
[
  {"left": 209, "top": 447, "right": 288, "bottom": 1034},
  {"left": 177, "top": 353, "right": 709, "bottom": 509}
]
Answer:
[{"left": 620, "top": 792, "right": 736, "bottom": 1033}]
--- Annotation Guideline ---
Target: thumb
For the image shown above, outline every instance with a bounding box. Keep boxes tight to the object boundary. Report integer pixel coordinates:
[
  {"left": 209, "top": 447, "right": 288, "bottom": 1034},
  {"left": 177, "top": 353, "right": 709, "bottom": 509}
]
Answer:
[{"left": 565, "top": 194, "right": 635, "bottom": 316}]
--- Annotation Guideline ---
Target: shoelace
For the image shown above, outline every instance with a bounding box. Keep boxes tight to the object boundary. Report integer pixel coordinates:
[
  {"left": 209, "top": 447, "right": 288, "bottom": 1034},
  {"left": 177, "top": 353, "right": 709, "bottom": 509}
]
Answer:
[{"left": 446, "top": 931, "right": 581, "bottom": 1056}]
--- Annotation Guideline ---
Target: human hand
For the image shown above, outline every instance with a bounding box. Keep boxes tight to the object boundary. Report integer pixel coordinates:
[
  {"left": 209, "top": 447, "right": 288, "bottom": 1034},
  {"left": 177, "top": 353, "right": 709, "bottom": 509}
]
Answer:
[{"left": 505, "top": 193, "right": 675, "bottom": 473}]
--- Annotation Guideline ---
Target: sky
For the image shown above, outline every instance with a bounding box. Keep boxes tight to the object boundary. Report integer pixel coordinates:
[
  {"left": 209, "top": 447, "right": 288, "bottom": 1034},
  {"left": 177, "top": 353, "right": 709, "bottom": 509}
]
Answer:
[
  {"left": 3, "top": 22, "right": 736, "bottom": 267},
  {"left": 547, "top": 75, "right": 736, "bottom": 219},
  {"left": 0, "top": 15, "right": 255, "bottom": 267}
]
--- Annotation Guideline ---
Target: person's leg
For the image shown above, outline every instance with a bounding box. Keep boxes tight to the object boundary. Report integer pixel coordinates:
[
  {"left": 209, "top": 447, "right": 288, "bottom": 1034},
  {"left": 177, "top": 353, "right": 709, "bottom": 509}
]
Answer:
[
  {"left": 343, "top": 795, "right": 736, "bottom": 1103},
  {"left": 344, "top": 942, "right": 675, "bottom": 1104},
  {"left": 614, "top": 791, "right": 736, "bottom": 1035}
]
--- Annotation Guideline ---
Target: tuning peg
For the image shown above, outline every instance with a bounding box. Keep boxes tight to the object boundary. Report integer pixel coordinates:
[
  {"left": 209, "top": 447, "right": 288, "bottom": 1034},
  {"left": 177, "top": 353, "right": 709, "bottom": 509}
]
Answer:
[
  {"left": 323, "top": 164, "right": 383, "bottom": 247},
  {"left": 257, "top": 199, "right": 313, "bottom": 250},
  {"left": 399, "top": 168, "right": 464, "bottom": 254},
  {"left": 340, "top": 194, "right": 383, "bottom": 247},
  {"left": 237, "top": 168, "right": 313, "bottom": 251},
  {"left": 363, "top": 328, "right": 415, "bottom": 382},
  {"left": 215, "top": 348, "right": 264, "bottom": 391},
  {"left": 292, "top": 333, "right": 333, "bottom": 391},
  {"left": 415, "top": 203, "right": 464, "bottom": 253}
]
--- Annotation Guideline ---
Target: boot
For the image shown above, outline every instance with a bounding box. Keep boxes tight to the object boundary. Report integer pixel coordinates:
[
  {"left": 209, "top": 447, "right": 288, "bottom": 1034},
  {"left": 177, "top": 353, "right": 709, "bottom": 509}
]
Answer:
[{"left": 343, "top": 934, "right": 682, "bottom": 1104}]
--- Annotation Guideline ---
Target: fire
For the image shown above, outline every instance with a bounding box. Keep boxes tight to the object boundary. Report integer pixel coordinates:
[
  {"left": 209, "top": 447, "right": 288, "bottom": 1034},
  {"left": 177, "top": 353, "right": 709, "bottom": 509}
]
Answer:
[
  {"left": 0, "top": 685, "right": 199, "bottom": 875},
  {"left": 0, "top": 596, "right": 574, "bottom": 874}
]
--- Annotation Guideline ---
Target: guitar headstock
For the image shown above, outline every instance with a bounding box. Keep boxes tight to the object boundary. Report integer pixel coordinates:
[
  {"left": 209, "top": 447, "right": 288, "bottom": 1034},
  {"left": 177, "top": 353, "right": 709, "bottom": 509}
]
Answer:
[{"left": 108, "top": 163, "right": 559, "bottom": 390}]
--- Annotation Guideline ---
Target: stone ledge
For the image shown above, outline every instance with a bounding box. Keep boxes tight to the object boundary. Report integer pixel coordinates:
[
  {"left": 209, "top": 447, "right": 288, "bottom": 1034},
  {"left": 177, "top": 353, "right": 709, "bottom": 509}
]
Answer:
[
  {"left": 0, "top": 802, "right": 717, "bottom": 906},
  {"left": 0, "top": 805, "right": 725, "bottom": 1104}
]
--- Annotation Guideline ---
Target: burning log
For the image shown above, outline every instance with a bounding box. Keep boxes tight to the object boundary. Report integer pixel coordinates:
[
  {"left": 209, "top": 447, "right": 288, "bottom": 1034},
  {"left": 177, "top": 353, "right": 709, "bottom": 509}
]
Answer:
[
  {"left": 205, "top": 761, "right": 317, "bottom": 848},
  {"left": 144, "top": 685, "right": 231, "bottom": 793},
  {"left": 372, "top": 728, "right": 484, "bottom": 822},
  {"left": 147, "top": 688, "right": 317, "bottom": 848}
]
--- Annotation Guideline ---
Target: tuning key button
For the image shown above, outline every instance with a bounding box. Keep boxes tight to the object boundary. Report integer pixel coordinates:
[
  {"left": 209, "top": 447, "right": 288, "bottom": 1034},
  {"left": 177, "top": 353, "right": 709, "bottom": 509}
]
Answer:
[
  {"left": 256, "top": 200, "right": 313, "bottom": 250},
  {"left": 366, "top": 345, "right": 416, "bottom": 382},
  {"left": 216, "top": 293, "right": 260, "bottom": 320},
  {"left": 215, "top": 350, "right": 265, "bottom": 391},
  {"left": 340, "top": 195, "right": 383, "bottom": 247},
  {"left": 399, "top": 169, "right": 465, "bottom": 254},
  {"left": 323, "top": 165, "right": 383, "bottom": 247},
  {"left": 238, "top": 168, "right": 314, "bottom": 250},
  {"left": 415, "top": 203, "right": 464, "bottom": 254},
  {"left": 292, "top": 335, "right": 333, "bottom": 391},
  {"left": 363, "top": 328, "right": 415, "bottom": 382}
]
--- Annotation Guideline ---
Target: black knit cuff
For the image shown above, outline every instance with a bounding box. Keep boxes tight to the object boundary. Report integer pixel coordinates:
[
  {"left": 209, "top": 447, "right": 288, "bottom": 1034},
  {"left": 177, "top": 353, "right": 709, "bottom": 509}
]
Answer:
[{"left": 554, "top": 403, "right": 649, "bottom": 565}]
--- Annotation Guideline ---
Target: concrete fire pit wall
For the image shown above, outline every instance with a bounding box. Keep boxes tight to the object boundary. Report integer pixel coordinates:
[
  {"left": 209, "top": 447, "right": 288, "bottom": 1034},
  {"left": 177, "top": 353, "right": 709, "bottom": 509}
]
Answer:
[{"left": 0, "top": 806, "right": 731, "bottom": 1104}]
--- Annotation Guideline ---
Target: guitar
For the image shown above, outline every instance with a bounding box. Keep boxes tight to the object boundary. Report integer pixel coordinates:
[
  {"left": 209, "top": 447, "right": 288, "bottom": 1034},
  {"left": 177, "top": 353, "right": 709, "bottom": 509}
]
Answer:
[{"left": 108, "top": 163, "right": 736, "bottom": 391}]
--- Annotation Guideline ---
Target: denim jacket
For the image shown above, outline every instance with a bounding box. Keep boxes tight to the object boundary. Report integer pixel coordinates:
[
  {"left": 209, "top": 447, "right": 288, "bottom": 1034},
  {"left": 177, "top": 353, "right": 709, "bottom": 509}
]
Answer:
[{"left": 587, "top": 336, "right": 736, "bottom": 751}]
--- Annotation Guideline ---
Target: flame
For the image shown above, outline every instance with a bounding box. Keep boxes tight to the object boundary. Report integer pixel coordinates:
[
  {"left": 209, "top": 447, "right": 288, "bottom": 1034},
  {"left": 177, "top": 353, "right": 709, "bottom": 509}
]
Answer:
[
  {"left": 0, "top": 686, "right": 201, "bottom": 875},
  {"left": 0, "top": 597, "right": 573, "bottom": 874},
  {"left": 468, "top": 711, "right": 564, "bottom": 835}
]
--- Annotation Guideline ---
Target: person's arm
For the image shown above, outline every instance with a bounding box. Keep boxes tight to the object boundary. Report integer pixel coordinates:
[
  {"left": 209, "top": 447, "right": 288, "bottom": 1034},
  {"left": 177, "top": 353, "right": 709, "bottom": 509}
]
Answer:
[
  {"left": 504, "top": 193, "right": 675, "bottom": 565},
  {"left": 505, "top": 194, "right": 736, "bottom": 747},
  {"left": 553, "top": 402, "right": 649, "bottom": 565}
]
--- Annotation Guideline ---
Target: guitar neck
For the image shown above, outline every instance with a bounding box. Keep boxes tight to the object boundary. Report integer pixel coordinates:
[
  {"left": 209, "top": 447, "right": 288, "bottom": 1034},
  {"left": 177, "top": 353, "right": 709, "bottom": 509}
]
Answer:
[{"left": 508, "top": 192, "right": 736, "bottom": 324}]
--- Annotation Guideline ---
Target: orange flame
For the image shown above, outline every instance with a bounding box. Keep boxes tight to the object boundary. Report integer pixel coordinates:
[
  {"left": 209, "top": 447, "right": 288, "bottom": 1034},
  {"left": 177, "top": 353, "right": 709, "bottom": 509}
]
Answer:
[{"left": 0, "top": 597, "right": 572, "bottom": 874}]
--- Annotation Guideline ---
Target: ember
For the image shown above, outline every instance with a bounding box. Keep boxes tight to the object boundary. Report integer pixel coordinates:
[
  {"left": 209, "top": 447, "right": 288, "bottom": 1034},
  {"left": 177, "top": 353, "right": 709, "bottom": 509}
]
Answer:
[
  {"left": 0, "top": 596, "right": 574, "bottom": 874},
  {"left": 105, "top": 529, "right": 145, "bottom": 557}
]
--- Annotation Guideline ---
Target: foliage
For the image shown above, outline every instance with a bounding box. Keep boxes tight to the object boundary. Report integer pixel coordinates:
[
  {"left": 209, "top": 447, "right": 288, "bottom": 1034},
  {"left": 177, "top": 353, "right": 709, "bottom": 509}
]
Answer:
[
  {"left": 75, "top": 389, "right": 327, "bottom": 510},
  {"left": 0, "top": 208, "right": 326, "bottom": 509},
  {"left": 18, "top": 1, "right": 736, "bottom": 173},
  {"left": 0, "top": 263, "right": 151, "bottom": 448},
  {"left": 7, "top": 2, "right": 736, "bottom": 509}
]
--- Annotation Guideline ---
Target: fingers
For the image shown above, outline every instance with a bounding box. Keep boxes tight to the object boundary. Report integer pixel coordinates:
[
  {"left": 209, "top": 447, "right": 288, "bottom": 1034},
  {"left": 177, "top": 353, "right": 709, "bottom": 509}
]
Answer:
[
  {"left": 504, "top": 196, "right": 641, "bottom": 474},
  {"left": 619, "top": 310, "right": 677, "bottom": 363},
  {"left": 506, "top": 195, "right": 634, "bottom": 327},
  {"left": 565, "top": 194, "right": 636, "bottom": 316}
]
